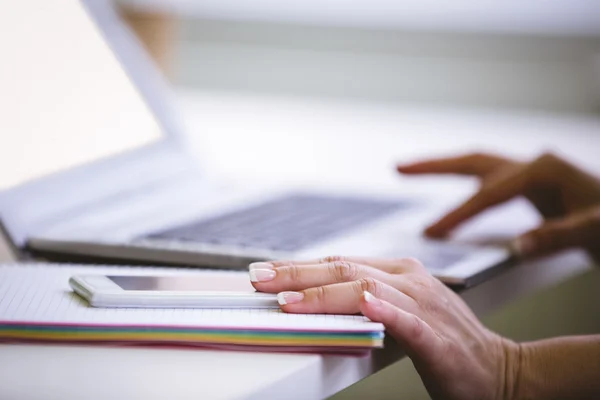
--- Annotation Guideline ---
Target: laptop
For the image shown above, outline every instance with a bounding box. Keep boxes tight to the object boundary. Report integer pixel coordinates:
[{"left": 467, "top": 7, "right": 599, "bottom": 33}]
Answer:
[{"left": 0, "top": 0, "right": 512, "bottom": 287}]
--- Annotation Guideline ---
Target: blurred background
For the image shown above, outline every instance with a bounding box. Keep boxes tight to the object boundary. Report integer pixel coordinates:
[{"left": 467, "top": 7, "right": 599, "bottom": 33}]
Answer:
[
  {"left": 119, "top": 0, "right": 600, "bottom": 114},
  {"left": 115, "top": 0, "right": 600, "bottom": 189},
  {"left": 112, "top": 1, "right": 600, "bottom": 399}
]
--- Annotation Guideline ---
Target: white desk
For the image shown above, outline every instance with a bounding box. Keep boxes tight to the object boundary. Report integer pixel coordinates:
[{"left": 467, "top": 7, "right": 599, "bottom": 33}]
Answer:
[{"left": 1, "top": 91, "right": 598, "bottom": 399}]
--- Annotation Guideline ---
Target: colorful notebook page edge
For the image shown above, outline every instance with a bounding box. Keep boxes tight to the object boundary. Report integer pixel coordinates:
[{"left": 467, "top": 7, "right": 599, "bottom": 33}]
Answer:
[
  {"left": 0, "top": 320, "right": 385, "bottom": 333},
  {"left": 0, "top": 326, "right": 384, "bottom": 348},
  {"left": 1, "top": 323, "right": 382, "bottom": 337}
]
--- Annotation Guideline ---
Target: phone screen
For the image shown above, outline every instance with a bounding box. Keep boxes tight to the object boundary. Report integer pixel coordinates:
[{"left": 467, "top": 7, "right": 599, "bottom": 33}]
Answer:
[{"left": 107, "top": 275, "right": 256, "bottom": 292}]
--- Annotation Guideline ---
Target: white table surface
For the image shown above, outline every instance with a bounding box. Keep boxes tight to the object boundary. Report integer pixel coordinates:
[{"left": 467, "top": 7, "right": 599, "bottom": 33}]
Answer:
[{"left": 1, "top": 91, "right": 599, "bottom": 399}]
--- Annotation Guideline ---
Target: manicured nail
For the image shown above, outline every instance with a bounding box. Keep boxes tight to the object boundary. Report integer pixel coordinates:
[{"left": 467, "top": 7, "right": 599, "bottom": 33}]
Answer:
[
  {"left": 249, "top": 262, "right": 274, "bottom": 270},
  {"left": 277, "top": 291, "right": 304, "bottom": 305},
  {"left": 249, "top": 269, "right": 276, "bottom": 283},
  {"left": 363, "top": 291, "right": 382, "bottom": 306}
]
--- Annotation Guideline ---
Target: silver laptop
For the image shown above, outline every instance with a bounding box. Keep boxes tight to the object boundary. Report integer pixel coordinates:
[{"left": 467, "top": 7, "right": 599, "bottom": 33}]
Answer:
[{"left": 0, "top": 0, "right": 512, "bottom": 287}]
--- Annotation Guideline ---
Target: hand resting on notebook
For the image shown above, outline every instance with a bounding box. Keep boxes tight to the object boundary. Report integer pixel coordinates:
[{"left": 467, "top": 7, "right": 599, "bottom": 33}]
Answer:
[
  {"left": 398, "top": 152, "right": 600, "bottom": 261},
  {"left": 249, "top": 256, "right": 600, "bottom": 400}
]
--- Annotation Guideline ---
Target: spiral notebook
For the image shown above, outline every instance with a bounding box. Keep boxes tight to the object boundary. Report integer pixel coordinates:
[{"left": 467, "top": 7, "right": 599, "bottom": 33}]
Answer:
[{"left": 0, "top": 263, "right": 384, "bottom": 352}]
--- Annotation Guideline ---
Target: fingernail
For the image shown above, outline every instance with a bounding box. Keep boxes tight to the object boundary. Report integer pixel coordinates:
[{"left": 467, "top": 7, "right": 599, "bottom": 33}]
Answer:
[
  {"left": 512, "top": 236, "right": 535, "bottom": 257},
  {"left": 249, "top": 269, "right": 276, "bottom": 283},
  {"left": 277, "top": 291, "right": 304, "bottom": 305},
  {"left": 249, "top": 262, "right": 274, "bottom": 270},
  {"left": 363, "top": 291, "right": 382, "bottom": 306}
]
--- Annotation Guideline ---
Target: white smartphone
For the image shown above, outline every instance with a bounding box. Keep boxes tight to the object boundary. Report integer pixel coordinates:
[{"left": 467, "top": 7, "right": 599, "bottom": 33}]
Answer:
[{"left": 69, "top": 274, "right": 279, "bottom": 309}]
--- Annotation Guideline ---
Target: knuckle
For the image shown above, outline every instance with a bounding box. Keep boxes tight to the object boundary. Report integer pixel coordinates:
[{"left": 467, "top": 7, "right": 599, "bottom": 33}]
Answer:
[
  {"left": 313, "top": 285, "right": 329, "bottom": 304},
  {"left": 271, "top": 260, "right": 300, "bottom": 268},
  {"left": 268, "top": 260, "right": 288, "bottom": 267},
  {"left": 388, "top": 257, "right": 427, "bottom": 274},
  {"left": 328, "top": 261, "right": 359, "bottom": 282},
  {"left": 287, "top": 264, "right": 302, "bottom": 283},
  {"left": 537, "top": 151, "right": 558, "bottom": 163},
  {"left": 408, "top": 274, "right": 434, "bottom": 294},
  {"left": 399, "top": 257, "right": 425, "bottom": 270},
  {"left": 533, "top": 151, "right": 570, "bottom": 181},
  {"left": 422, "top": 295, "right": 443, "bottom": 315},
  {"left": 320, "top": 255, "right": 345, "bottom": 263},
  {"left": 535, "top": 152, "right": 565, "bottom": 171},
  {"left": 409, "top": 314, "right": 424, "bottom": 339},
  {"left": 355, "top": 278, "right": 382, "bottom": 297}
]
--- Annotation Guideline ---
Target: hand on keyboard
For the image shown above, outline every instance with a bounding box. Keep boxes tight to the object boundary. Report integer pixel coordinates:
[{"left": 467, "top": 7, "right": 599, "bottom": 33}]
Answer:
[{"left": 399, "top": 152, "right": 600, "bottom": 261}]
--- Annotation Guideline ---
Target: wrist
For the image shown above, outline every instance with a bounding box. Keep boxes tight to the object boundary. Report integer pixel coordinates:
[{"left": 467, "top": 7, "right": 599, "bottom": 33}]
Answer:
[{"left": 498, "top": 337, "right": 522, "bottom": 400}]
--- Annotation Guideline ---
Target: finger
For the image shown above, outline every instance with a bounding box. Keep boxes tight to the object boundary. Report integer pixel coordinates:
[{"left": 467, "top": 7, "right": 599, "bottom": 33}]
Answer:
[
  {"left": 251, "top": 256, "right": 424, "bottom": 274},
  {"left": 250, "top": 261, "right": 390, "bottom": 293},
  {"left": 397, "top": 153, "right": 512, "bottom": 177},
  {"left": 360, "top": 292, "right": 442, "bottom": 363},
  {"left": 425, "top": 163, "right": 531, "bottom": 237},
  {"left": 513, "top": 207, "right": 600, "bottom": 257},
  {"left": 277, "top": 279, "right": 418, "bottom": 315}
]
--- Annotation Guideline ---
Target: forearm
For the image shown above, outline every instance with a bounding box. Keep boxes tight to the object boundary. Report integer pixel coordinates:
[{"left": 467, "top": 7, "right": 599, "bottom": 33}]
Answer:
[{"left": 514, "top": 335, "right": 600, "bottom": 399}]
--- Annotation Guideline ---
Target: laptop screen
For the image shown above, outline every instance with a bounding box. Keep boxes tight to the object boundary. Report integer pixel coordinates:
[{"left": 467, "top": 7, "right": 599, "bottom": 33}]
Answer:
[{"left": 0, "top": 1, "right": 162, "bottom": 190}]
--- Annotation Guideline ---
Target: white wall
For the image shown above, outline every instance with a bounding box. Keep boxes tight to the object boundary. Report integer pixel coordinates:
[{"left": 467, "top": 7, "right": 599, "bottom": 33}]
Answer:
[{"left": 171, "top": 18, "right": 600, "bottom": 114}]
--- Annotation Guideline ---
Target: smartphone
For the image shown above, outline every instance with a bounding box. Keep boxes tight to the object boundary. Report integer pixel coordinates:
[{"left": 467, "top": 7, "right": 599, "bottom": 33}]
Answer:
[{"left": 69, "top": 274, "right": 279, "bottom": 309}]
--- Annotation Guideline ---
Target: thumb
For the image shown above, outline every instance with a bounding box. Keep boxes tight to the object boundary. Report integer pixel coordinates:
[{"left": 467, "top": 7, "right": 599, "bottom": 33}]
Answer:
[
  {"left": 514, "top": 208, "right": 600, "bottom": 257},
  {"left": 360, "top": 291, "right": 442, "bottom": 364}
]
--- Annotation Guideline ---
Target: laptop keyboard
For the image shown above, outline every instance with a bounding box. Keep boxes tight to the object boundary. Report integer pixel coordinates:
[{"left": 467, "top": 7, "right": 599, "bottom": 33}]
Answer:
[{"left": 144, "top": 194, "right": 406, "bottom": 252}]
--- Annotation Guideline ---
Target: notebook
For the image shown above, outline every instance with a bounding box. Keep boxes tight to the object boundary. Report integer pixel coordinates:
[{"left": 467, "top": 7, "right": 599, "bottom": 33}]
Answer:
[{"left": 0, "top": 263, "right": 385, "bottom": 352}]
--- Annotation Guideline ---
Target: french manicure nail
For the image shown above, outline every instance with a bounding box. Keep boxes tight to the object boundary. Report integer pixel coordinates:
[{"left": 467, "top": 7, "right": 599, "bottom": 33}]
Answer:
[
  {"left": 363, "top": 291, "right": 382, "bottom": 305},
  {"left": 277, "top": 291, "right": 304, "bottom": 305},
  {"left": 249, "top": 269, "right": 276, "bottom": 283},
  {"left": 249, "top": 262, "right": 274, "bottom": 270}
]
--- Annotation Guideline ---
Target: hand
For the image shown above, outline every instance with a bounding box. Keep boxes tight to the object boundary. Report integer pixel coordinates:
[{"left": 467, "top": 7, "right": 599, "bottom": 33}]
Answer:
[
  {"left": 249, "top": 256, "right": 520, "bottom": 400},
  {"left": 398, "top": 152, "right": 600, "bottom": 260}
]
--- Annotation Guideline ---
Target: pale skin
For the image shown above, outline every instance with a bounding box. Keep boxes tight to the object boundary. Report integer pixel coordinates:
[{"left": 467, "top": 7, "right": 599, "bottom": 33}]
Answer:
[{"left": 249, "top": 152, "right": 600, "bottom": 399}]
